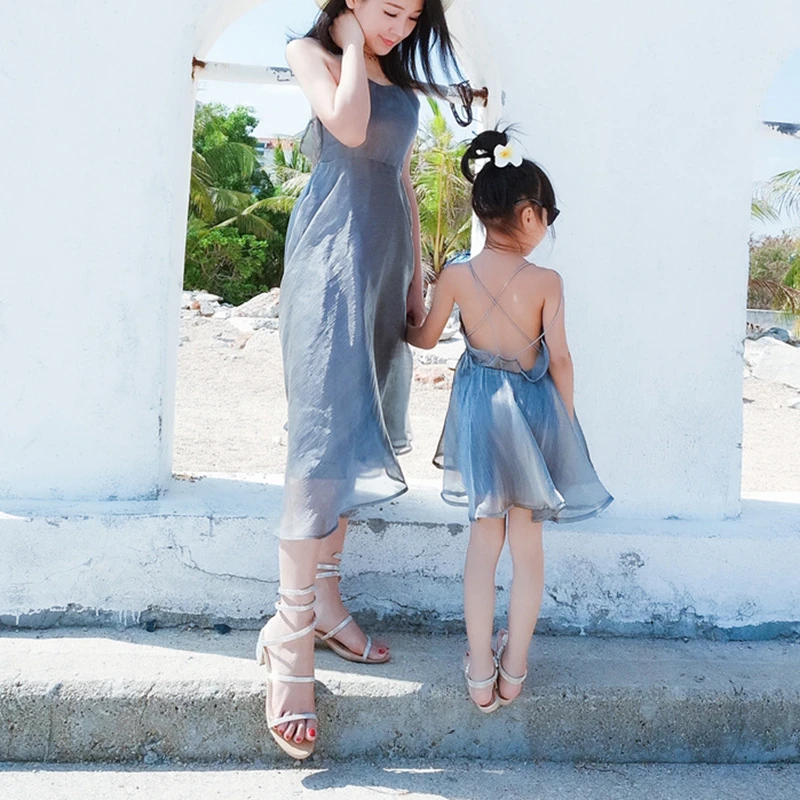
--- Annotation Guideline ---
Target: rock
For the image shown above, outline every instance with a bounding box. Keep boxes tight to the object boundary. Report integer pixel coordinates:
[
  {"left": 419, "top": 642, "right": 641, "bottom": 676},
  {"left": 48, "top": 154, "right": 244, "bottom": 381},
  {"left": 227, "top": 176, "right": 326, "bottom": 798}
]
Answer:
[
  {"left": 194, "top": 292, "right": 222, "bottom": 303},
  {"left": 243, "top": 328, "right": 277, "bottom": 353},
  {"left": 414, "top": 364, "right": 453, "bottom": 389},
  {"left": 751, "top": 337, "right": 800, "bottom": 389},
  {"left": 213, "top": 308, "right": 232, "bottom": 320},
  {"left": 789, "top": 396, "right": 800, "bottom": 410},
  {"left": 199, "top": 300, "right": 219, "bottom": 317},
  {"left": 234, "top": 333, "right": 254, "bottom": 350},
  {"left": 233, "top": 288, "right": 280, "bottom": 318}
]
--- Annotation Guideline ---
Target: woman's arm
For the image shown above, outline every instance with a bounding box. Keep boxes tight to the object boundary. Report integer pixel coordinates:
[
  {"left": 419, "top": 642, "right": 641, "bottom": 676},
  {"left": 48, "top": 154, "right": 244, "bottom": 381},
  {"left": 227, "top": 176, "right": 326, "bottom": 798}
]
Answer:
[
  {"left": 285, "top": 14, "right": 370, "bottom": 148},
  {"left": 402, "top": 142, "right": 426, "bottom": 326},
  {"left": 542, "top": 270, "right": 574, "bottom": 421},
  {"left": 406, "top": 267, "right": 456, "bottom": 349}
]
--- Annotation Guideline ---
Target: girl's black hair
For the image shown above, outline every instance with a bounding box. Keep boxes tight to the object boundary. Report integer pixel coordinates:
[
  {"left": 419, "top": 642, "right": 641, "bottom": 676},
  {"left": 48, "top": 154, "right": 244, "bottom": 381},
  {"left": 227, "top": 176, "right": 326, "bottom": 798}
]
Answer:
[
  {"left": 297, "top": 0, "right": 462, "bottom": 97},
  {"left": 461, "top": 128, "right": 558, "bottom": 238}
]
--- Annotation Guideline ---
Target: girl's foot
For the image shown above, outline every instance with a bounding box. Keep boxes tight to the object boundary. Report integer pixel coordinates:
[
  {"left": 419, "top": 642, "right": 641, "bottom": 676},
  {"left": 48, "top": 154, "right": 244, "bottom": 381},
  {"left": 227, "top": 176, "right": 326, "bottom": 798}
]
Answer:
[
  {"left": 464, "top": 650, "right": 500, "bottom": 713},
  {"left": 256, "top": 588, "right": 318, "bottom": 757},
  {"left": 314, "top": 553, "right": 390, "bottom": 663},
  {"left": 495, "top": 629, "right": 528, "bottom": 706}
]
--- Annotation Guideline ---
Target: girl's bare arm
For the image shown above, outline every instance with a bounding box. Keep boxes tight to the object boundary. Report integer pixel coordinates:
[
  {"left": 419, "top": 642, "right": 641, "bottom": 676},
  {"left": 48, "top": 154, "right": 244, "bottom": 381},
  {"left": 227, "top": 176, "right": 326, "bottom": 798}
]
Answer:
[
  {"left": 406, "top": 268, "right": 456, "bottom": 349},
  {"left": 542, "top": 270, "right": 574, "bottom": 421}
]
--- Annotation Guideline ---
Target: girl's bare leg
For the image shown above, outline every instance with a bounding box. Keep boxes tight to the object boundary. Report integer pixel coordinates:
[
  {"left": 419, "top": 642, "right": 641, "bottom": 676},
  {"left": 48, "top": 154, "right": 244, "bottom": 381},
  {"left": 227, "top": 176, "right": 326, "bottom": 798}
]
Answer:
[
  {"left": 314, "top": 516, "right": 390, "bottom": 659},
  {"left": 463, "top": 516, "right": 506, "bottom": 706},
  {"left": 500, "top": 506, "right": 544, "bottom": 702},
  {"left": 263, "top": 538, "right": 320, "bottom": 745}
]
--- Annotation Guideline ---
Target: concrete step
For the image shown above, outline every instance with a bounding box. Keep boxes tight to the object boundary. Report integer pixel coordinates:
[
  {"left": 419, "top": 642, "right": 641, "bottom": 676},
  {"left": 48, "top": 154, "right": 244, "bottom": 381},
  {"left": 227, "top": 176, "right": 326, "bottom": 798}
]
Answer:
[
  {"left": 2, "top": 630, "right": 799, "bottom": 764},
  {"left": 2, "top": 761, "right": 800, "bottom": 800}
]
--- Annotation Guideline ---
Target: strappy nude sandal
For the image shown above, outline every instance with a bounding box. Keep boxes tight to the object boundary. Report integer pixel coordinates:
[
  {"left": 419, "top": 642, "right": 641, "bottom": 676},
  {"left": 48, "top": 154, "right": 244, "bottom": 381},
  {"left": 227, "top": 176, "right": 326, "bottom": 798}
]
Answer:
[
  {"left": 255, "top": 585, "right": 318, "bottom": 760},
  {"left": 314, "top": 552, "right": 390, "bottom": 664},
  {"left": 464, "top": 652, "right": 501, "bottom": 714},
  {"left": 495, "top": 629, "right": 528, "bottom": 707}
]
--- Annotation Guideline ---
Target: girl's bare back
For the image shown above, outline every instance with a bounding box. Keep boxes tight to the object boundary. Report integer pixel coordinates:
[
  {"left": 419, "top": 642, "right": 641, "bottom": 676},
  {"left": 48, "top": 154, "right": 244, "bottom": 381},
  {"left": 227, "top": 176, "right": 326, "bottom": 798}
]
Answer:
[{"left": 451, "top": 259, "right": 565, "bottom": 373}]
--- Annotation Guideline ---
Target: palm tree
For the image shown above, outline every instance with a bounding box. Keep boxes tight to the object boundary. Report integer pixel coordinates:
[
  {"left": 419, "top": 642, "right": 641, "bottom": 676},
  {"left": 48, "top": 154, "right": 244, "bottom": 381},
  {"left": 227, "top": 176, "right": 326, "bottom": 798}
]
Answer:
[
  {"left": 411, "top": 98, "right": 473, "bottom": 282},
  {"left": 257, "top": 139, "right": 313, "bottom": 214},
  {"left": 752, "top": 169, "right": 800, "bottom": 224},
  {"left": 189, "top": 141, "right": 276, "bottom": 239},
  {"left": 750, "top": 170, "right": 800, "bottom": 312}
]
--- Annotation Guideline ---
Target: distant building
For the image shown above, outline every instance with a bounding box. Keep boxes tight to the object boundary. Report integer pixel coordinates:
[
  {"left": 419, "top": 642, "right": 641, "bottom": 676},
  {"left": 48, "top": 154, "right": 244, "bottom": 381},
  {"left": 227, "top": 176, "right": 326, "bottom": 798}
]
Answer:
[{"left": 255, "top": 135, "right": 303, "bottom": 167}]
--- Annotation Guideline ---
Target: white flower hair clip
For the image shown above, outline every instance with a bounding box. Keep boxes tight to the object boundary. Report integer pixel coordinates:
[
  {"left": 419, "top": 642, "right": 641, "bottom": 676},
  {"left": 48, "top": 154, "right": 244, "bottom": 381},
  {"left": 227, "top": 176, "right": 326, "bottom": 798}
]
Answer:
[{"left": 493, "top": 140, "right": 523, "bottom": 168}]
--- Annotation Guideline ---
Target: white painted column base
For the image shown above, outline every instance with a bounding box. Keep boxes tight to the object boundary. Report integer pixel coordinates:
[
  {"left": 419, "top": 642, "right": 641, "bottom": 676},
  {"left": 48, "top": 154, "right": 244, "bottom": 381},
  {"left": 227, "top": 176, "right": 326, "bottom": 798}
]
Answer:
[{"left": 2, "top": 477, "right": 798, "bottom": 639}]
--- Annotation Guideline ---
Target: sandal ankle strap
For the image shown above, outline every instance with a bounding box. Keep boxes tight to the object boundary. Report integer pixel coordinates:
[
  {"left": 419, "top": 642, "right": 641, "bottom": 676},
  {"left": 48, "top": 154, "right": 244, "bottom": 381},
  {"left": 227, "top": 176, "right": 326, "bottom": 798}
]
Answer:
[
  {"left": 275, "top": 598, "right": 316, "bottom": 613},
  {"left": 258, "top": 618, "right": 317, "bottom": 650},
  {"left": 498, "top": 661, "right": 527, "bottom": 685},
  {"left": 316, "top": 552, "right": 343, "bottom": 580},
  {"left": 464, "top": 658, "right": 498, "bottom": 690},
  {"left": 278, "top": 584, "right": 316, "bottom": 597}
]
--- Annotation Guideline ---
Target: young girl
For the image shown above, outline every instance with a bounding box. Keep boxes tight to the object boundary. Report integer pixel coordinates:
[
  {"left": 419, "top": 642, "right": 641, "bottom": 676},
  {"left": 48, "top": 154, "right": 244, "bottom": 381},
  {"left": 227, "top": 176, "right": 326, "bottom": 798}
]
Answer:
[
  {"left": 407, "top": 129, "right": 613, "bottom": 712},
  {"left": 255, "top": 0, "right": 461, "bottom": 760}
]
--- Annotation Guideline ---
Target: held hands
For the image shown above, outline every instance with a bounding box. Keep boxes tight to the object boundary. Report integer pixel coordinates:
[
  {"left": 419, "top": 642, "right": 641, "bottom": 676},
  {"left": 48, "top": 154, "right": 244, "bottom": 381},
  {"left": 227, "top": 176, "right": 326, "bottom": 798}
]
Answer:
[
  {"left": 406, "top": 281, "right": 427, "bottom": 329},
  {"left": 331, "top": 10, "right": 366, "bottom": 50}
]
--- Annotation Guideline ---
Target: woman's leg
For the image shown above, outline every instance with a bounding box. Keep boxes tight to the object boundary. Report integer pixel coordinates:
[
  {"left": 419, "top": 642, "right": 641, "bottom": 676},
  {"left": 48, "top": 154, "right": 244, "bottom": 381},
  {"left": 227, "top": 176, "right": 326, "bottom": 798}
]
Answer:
[
  {"left": 463, "top": 516, "right": 506, "bottom": 706},
  {"left": 314, "top": 516, "right": 390, "bottom": 659},
  {"left": 263, "top": 538, "right": 320, "bottom": 745},
  {"left": 500, "top": 507, "right": 544, "bottom": 702}
]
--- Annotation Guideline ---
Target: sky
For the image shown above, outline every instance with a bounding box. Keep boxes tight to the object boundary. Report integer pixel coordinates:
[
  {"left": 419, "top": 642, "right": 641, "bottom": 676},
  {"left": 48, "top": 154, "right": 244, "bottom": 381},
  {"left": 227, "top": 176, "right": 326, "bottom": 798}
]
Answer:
[{"left": 199, "top": 2, "right": 800, "bottom": 234}]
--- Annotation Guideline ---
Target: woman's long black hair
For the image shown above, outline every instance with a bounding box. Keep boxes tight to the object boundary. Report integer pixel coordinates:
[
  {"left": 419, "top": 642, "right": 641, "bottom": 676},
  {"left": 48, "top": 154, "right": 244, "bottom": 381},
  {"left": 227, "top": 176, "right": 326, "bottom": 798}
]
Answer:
[{"left": 298, "top": 0, "right": 463, "bottom": 97}]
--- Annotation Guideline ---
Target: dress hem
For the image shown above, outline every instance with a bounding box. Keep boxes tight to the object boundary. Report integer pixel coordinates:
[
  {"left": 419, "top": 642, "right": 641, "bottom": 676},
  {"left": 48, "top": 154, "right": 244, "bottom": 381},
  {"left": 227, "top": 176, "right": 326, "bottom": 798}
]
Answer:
[
  {"left": 439, "top": 491, "right": 614, "bottom": 525},
  {"left": 276, "top": 481, "right": 410, "bottom": 541}
]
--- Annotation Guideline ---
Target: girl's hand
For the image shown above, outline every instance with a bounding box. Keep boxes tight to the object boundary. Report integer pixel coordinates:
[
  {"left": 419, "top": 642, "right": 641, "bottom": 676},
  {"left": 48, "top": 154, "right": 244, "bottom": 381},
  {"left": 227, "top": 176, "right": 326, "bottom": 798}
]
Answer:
[
  {"left": 406, "top": 281, "right": 426, "bottom": 328},
  {"left": 331, "top": 10, "right": 366, "bottom": 49}
]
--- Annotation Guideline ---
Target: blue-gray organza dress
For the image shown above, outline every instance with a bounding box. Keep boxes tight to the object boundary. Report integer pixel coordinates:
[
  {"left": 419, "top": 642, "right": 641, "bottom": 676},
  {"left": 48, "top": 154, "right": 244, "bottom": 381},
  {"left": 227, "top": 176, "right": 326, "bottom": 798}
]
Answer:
[
  {"left": 278, "top": 80, "right": 420, "bottom": 540},
  {"left": 434, "top": 261, "right": 614, "bottom": 524}
]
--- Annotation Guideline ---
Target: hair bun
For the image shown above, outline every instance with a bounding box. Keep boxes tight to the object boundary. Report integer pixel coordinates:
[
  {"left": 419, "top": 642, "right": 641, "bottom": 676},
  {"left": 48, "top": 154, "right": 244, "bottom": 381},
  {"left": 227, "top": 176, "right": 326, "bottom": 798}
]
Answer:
[{"left": 461, "top": 129, "right": 510, "bottom": 182}]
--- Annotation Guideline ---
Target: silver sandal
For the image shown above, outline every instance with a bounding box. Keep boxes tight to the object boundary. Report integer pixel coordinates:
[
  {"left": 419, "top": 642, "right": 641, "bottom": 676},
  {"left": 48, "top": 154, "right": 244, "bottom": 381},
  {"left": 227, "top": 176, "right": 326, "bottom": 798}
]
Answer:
[
  {"left": 495, "top": 629, "right": 528, "bottom": 706},
  {"left": 255, "top": 584, "right": 318, "bottom": 760},
  {"left": 314, "top": 552, "right": 389, "bottom": 664}
]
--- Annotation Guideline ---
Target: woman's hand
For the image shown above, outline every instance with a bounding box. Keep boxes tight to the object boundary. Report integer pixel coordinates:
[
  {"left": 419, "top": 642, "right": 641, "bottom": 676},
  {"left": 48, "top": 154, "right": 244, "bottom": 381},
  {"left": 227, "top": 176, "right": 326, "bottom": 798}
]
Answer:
[
  {"left": 406, "top": 281, "right": 427, "bottom": 328},
  {"left": 331, "top": 9, "right": 366, "bottom": 50}
]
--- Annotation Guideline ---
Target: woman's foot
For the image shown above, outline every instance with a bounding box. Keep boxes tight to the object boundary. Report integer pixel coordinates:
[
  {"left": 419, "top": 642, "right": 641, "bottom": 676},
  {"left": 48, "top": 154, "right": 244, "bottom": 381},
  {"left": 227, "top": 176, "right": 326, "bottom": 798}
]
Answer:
[
  {"left": 314, "top": 554, "right": 390, "bottom": 662},
  {"left": 259, "top": 598, "right": 318, "bottom": 747}
]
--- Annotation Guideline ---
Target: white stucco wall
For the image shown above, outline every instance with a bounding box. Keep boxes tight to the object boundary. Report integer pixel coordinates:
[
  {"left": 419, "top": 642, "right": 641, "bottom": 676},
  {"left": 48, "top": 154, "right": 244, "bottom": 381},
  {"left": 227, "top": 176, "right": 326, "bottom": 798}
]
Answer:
[{"left": 1, "top": 0, "right": 798, "bottom": 517}]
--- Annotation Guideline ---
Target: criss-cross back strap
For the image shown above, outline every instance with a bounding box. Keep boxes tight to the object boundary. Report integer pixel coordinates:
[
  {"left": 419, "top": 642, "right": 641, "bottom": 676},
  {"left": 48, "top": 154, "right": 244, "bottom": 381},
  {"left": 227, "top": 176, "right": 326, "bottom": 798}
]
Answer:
[
  {"left": 464, "top": 260, "right": 531, "bottom": 350},
  {"left": 464, "top": 261, "right": 564, "bottom": 360}
]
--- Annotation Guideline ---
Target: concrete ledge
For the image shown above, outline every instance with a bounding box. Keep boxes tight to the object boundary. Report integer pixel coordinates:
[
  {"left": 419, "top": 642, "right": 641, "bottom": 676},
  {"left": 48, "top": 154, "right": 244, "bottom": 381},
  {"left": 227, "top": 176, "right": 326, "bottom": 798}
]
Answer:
[
  {"left": 1, "top": 630, "right": 799, "bottom": 763},
  {"left": 1, "top": 477, "right": 799, "bottom": 639}
]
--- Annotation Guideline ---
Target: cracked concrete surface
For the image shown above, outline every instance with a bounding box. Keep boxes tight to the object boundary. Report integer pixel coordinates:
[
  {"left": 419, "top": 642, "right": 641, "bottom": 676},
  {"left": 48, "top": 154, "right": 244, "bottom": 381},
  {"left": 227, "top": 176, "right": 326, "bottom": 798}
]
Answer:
[{"left": 1, "top": 630, "right": 800, "bottom": 764}]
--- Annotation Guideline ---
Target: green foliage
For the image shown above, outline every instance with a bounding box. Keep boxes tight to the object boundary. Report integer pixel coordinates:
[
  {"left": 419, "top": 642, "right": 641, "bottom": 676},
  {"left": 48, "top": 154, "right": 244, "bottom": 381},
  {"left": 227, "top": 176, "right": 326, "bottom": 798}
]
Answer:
[
  {"left": 411, "top": 98, "right": 472, "bottom": 279},
  {"left": 190, "top": 102, "right": 278, "bottom": 235},
  {"left": 257, "top": 139, "right": 312, "bottom": 215},
  {"left": 184, "top": 100, "right": 474, "bottom": 305},
  {"left": 752, "top": 169, "right": 800, "bottom": 226},
  {"left": 184, "top": 224, "right": 287, "bottom": 306},
  {"left": 748, "top": 234, "right": 800, "bottom": 312}
]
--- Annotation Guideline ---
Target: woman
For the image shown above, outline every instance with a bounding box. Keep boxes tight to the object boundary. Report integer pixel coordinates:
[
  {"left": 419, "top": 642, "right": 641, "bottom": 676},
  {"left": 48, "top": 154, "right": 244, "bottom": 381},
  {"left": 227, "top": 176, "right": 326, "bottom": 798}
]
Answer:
[{"left": 255, "top": 0, "right": 462, "bottom": 759}]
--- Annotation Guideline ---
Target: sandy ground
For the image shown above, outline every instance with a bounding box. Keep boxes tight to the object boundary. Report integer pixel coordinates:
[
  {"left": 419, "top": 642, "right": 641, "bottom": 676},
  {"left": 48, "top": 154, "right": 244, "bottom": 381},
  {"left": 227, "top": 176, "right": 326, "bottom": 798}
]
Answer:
[
  {"left": 173, "top": 316, "right": 450, "bottom": 483},
  {"left": 173, "top": 316, "right": 800, "bottom": 493}
]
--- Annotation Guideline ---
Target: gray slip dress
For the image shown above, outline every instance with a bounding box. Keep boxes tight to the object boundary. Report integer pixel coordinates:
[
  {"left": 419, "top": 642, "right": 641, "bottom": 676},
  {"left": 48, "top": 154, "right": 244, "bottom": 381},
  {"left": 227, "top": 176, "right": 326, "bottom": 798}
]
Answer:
[
  {"left": 278, "top": 80, "right": 420, "bottom": 540},
  {"left": 434, "top": 261, "right": 614, "bottom": 523}
]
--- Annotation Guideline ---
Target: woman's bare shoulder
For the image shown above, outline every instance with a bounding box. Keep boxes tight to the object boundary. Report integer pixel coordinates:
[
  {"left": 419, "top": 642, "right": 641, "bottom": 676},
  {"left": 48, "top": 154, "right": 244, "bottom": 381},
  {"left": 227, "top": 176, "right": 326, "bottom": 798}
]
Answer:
[{"left": 286, "top": 37, "right": 338, "bottom": 76}]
